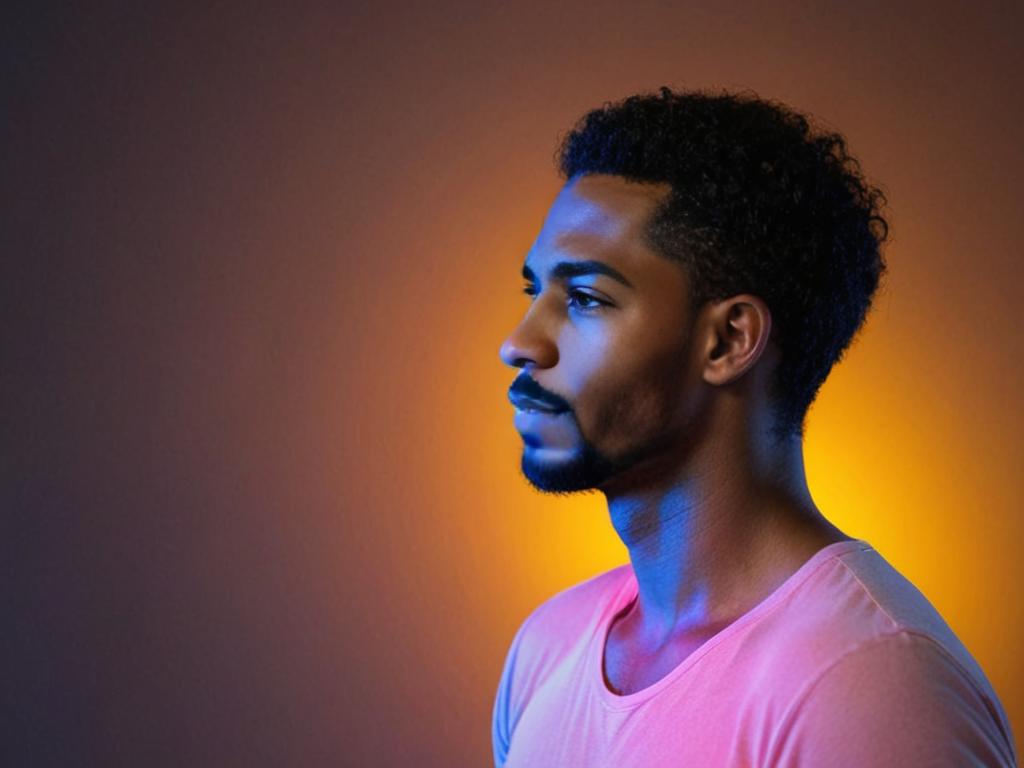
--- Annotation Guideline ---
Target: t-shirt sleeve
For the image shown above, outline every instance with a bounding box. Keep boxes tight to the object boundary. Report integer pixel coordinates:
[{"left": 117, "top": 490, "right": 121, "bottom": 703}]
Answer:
[
  {"left": 492, "top": 617, "right": 531, "bottom": 768},
  {"left": 771, "top": 631, "right": 1017, "bottom": 767}
]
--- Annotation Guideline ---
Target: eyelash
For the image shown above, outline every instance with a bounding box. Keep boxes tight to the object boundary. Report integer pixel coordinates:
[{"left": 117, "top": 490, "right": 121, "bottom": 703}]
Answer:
[{"left": 522, "top": 284, "right": 608, "bottom": 312}]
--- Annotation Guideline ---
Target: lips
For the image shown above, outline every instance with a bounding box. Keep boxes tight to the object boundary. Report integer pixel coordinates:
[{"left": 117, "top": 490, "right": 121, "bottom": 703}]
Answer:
[{"left": 508, "top": 391, "right": 565, "bottom": 414}]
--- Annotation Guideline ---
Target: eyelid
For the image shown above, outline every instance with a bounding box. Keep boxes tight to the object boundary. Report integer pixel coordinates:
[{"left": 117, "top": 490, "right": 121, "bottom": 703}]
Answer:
[{"left": 521, "top": 283, "right": 611, "bottom": 311}]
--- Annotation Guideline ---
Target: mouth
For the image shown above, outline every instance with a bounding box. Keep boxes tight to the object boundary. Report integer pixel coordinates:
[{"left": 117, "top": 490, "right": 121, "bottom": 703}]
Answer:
[
  {"left": 513, "top": 407, "right": 569, "bottom": 438},
  {"left": 515, "top": 407, "right": 567, "bottom": 418},
  {"left": 515, "top": 404, "right": 564, "bottom": 415},
  {"left": 508, "top": 392, "right": 567, "bottom": 415}
]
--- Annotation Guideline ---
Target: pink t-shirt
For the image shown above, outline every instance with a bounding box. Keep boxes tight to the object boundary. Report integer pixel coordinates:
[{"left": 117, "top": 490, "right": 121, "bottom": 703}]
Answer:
[{"left": 492, "top": 538, "right": 1017, "bottom": 767}]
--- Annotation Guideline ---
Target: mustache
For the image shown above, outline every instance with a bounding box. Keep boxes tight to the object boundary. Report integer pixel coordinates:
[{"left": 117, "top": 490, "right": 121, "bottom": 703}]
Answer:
[{"left": 509, "top": 375, "right": 571, "bottom": 413}]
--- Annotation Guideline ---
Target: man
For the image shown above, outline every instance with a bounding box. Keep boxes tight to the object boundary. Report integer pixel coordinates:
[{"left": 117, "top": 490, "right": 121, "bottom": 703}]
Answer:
[{"left": 492, "top": 87, "right": 1017, "bottom": 767}]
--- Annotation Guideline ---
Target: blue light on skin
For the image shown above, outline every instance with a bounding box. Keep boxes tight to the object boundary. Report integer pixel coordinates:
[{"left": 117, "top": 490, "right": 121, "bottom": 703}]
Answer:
[
  {"left": 500, "top": 173, "right": 696, "bottom": 496},
  {"left": 498, "top": 173, "right": 851, "bottom": 696}
]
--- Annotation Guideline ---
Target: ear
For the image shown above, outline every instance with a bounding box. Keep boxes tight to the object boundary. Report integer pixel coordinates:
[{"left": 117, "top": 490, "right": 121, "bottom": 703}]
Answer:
[{"left": 700, "top": 294, "right": 773, "bottom": 386}]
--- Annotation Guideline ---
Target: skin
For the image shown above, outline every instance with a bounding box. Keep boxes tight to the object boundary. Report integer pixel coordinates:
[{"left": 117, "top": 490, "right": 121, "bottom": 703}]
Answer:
[{"left": 498, "top": 173, "right": 853, "bottom": 696}]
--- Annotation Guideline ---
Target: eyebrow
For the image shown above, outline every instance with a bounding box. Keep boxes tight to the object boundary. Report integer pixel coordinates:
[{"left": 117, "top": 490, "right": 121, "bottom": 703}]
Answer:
[{"left": 521, "top": 259, "right": 634, "bottom": 289}]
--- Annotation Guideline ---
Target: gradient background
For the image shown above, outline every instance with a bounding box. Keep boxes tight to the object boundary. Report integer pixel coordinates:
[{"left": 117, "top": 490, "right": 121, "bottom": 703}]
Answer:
[{"left": 4, "top": 1, "right": 1021, "bottom": 765}]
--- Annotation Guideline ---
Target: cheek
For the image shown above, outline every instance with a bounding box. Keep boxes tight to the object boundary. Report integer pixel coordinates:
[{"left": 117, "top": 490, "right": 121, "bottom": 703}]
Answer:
[
  {"left": 557, "top": 327, "right": 615, "bottom": 397},
  {"left": 580, "top": 348, "right": 687, "bottom": 450}
]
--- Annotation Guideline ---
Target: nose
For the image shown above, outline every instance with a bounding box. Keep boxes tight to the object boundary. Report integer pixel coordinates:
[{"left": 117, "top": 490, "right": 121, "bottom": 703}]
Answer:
[{"left": 499, "top": 310, "right": 558, "bottom": 370}]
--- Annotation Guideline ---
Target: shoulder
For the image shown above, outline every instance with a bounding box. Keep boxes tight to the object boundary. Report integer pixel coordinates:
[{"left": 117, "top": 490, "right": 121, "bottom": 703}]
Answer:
[
  {"left": 495, "top": 561, "right": 632, "bottom": 675},
  {"left": 492, "top": 563, "right": 632, "bottom": 766},
  {"left": 525, "top": 563, "right": 633, "bottom": 630},
  {"left": 818, "top": 545, "right": 1007, "bottom": 708},
  {"left": 764, "top": 544, "right": 999, "bottom": 694},
  {"left": 495, "top": 562, "right": 633, "bottom": 694},
  {"left": 769, "top": 630, "right": 1017, "bottom": 766},
  {"left": 510, "top": 563, "right": 633, "bottom": 662},
  {"left": 758, "top": 542, "right": 1017, "bottom": 767}
]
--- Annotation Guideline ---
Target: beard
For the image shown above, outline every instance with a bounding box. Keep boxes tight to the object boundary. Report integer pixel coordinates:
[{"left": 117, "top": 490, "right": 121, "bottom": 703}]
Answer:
[
  {"left": 519, "top": 409, "right": 681, "bottom": 495},
  {"left": 520, "top": 438, "right": 617, "bottom": 495}
]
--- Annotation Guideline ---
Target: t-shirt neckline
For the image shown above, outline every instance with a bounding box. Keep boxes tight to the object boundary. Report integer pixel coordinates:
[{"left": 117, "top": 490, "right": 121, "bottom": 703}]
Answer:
[{"left": 589, "top": 537, "right": 872, "bottom": 711}]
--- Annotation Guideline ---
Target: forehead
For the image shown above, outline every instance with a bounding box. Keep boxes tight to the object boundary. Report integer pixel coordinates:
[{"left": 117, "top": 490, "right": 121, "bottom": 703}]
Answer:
[{"left": 527, "top": 174, "right": 673, "bottom": 270}]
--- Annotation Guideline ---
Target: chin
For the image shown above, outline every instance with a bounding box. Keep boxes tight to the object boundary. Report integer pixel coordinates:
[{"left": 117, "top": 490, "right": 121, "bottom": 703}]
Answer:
[{"left": 520, "top": 445, "right": 615, "bottom": 494}]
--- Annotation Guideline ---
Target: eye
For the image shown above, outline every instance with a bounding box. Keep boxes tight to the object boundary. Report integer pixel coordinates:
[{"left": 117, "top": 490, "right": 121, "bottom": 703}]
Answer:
[
  {"left": 521, "top": 284, "right": 609, "bottom": 312},
  {"left": 567, "top": 289, "right": 607, "bottom": 312}
]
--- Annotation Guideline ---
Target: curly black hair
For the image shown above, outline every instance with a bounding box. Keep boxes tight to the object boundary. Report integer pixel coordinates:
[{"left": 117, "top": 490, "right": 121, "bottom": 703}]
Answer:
[{"left": 557, "top": 86, "right": 889, "bottom": 443}]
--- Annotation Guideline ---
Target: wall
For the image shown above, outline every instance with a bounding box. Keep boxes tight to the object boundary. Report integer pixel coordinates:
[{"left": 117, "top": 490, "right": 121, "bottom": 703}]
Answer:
[{"left": 4, "top": 1, "right": 1021, "bottom": 764}]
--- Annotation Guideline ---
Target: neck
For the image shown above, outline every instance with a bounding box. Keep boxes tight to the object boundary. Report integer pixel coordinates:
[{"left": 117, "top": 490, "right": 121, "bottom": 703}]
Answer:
[{"left": 600, "top": 430, "right": 850, "bottom": 643}]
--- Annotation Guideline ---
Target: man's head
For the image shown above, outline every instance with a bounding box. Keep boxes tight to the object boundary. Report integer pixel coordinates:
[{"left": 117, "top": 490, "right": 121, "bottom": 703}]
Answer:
[{"left": 500, "top": 87, "right": 888, "bottom": 494}]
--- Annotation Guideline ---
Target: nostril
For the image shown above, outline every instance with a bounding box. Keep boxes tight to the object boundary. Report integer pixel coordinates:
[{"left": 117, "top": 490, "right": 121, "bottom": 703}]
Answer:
[{"left": 499, "top": 339, "right": 528, "bottom": 368}]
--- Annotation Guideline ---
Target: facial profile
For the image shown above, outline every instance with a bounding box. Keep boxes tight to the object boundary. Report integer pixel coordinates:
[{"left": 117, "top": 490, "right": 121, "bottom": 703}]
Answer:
[{"left": 500, "top": 174, "right": 705, "bottom": 495}]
